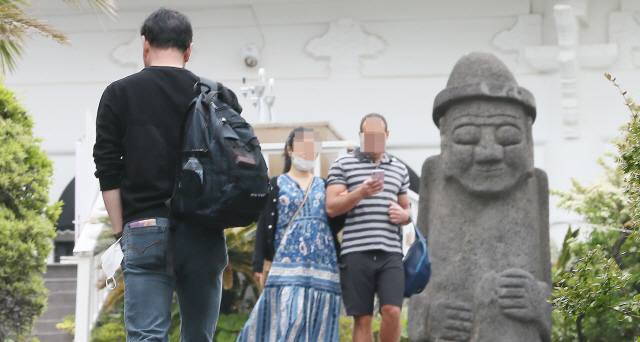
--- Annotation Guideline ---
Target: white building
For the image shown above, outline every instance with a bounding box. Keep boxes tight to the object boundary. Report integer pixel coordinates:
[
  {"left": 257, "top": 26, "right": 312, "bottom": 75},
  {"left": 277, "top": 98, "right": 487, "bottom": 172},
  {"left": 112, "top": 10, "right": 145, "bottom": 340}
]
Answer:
[{"left": 9, "top": 0, "right": 640, "bottom": 250}]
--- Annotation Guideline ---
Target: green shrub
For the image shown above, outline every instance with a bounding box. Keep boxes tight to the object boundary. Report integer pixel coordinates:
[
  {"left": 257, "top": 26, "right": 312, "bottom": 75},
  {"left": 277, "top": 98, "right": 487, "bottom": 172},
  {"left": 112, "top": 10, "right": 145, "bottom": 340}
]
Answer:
[
  {"left": 214, "top": 313, "right": 250, "bottom": 342},
  {"left": 551, "top": 76, "right": 640, "bottom": 341},
  {"left": 56, "top": 315, "right": 75, "bottom": 335},
  {"left": 92, "top": 322, "right": 126, "bottom": 342},
  {"left": 0, "top": 80, "right": 61, "bottom": 340},
  {"left": 338, "top": 315, "right": 410, "bottom": 342},
  {"left": 552, "top": 158, "right": 640, "bottom": 341}
]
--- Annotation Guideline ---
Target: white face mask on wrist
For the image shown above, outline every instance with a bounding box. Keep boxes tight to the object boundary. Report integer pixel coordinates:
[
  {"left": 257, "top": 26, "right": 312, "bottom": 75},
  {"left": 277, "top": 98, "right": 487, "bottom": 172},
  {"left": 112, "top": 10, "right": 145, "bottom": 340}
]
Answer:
[
  {"left": 291, "top": 155, "right": 316, "bottom": 171},
  {"left": 101, "top": 238, "right": 124, "bottom": 290}
]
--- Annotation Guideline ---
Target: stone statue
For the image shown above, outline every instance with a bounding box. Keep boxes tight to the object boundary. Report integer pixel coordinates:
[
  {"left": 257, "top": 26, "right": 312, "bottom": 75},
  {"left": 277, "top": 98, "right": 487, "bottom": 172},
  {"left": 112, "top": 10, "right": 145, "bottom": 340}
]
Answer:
[{"left": 408, "top": 52, "right": 552, "bottom": 342}]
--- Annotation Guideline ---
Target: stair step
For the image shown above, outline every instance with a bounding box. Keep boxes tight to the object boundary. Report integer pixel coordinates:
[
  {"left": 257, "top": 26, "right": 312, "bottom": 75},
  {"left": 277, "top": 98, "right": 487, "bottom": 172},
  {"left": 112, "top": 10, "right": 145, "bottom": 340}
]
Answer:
[
  {"left": 34, "top": 319, "right": 64, "bottom": 334},
  {"left": 34, "top": 264, "right": 78, "bottom": 342},
  {"left": 45, "top": 278, "right": 77, "bottom": 293},
  {"left": 43, "top": 264, "right": 77, "bottom": 279},
  {"left": 39, "top": 306, "right": 75, "bottom": 320},
  {"left": 47, "top": 291, "right": 76, "bottom": 308},
  {"left": 31, "top": 332, "right": 73, "bottom": 342}
]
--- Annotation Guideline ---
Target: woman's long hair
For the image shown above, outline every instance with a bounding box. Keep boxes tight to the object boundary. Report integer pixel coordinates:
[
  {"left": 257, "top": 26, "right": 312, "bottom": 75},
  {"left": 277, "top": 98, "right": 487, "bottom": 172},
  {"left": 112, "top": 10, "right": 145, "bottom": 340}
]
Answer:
[{"left": 283, "top": 126, "right": 314, "bottom": 173}]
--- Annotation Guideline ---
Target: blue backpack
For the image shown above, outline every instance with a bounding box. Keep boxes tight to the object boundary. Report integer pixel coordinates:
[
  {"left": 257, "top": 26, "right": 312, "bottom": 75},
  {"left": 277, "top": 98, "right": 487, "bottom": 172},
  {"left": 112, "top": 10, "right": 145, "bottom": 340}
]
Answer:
[{"left": 403, "top": 218, "right": 432, "bottom": 297}]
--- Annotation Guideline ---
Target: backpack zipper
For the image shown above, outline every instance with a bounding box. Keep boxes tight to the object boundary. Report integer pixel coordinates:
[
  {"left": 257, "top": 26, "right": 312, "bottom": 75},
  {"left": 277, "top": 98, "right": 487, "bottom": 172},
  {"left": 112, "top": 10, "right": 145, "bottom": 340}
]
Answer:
[{"left": 217, "top": 117, "right": 227, "bottom": 135}]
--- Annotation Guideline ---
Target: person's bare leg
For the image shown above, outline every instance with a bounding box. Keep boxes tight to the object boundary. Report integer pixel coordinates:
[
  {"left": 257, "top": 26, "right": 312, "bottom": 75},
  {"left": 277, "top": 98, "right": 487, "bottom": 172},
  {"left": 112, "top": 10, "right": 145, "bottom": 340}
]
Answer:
[
  {"left": 353, "top": 315, "right": 374, "bottom": 342},
  {"left": 379, "top": 305, "right": 402, "bottom": 342}
]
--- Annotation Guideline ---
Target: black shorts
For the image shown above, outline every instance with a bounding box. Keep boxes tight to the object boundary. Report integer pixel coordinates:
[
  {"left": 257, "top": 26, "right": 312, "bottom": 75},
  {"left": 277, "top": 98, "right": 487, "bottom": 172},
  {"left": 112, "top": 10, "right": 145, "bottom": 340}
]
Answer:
[{"left": 339, "top": 250, "right": 404, "bottom": 316}]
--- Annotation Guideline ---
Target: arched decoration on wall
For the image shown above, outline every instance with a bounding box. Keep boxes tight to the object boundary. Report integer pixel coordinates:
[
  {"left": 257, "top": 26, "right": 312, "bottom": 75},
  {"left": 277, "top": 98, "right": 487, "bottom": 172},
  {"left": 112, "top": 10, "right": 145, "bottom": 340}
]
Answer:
[{"left": 54, "top": 178, "right": 75, "bottom": 262}]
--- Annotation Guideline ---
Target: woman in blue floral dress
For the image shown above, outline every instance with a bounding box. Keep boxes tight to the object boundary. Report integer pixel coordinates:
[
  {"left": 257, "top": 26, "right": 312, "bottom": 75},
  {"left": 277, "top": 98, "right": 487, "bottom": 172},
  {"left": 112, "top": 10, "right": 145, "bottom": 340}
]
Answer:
[{"left": 237, "top": 127, "right": 341, "bottom": 342}]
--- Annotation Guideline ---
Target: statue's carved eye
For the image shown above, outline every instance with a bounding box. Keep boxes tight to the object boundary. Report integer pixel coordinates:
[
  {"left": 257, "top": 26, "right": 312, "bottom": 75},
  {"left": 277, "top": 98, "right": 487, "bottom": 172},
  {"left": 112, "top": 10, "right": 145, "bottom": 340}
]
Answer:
[
  {"left": 495, "top": 125, "right": 522, "bottom": 146},
  {"left": 452, "top": 125, "right": 480, "bottom": 145}
]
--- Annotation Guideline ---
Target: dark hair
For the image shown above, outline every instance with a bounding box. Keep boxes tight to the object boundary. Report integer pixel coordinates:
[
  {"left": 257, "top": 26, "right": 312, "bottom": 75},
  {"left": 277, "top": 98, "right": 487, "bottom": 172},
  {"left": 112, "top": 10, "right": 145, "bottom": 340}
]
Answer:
[
  {"left": 360, "top": 113, "right": 388, "bottom": 132},
  {"left": 140, "top": 8, "right": 193, "bottom": 52},
  {"left": 283, "top": 126, "right": 314, "bottom": 173}
]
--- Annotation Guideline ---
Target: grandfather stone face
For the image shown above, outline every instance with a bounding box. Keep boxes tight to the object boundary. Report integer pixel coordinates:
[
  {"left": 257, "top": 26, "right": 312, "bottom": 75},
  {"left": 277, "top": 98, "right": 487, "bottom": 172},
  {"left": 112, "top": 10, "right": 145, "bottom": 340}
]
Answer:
[{"left": 439, "top": 99, "right": 534, "bottom": 196}]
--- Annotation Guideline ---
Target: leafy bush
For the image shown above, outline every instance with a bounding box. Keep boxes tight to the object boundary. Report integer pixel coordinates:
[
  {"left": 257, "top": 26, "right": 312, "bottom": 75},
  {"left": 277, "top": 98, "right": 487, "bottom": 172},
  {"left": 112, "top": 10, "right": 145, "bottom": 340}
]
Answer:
[
  {"left": 214, "top": 313, "right": 250, "bottom": 342},
  {"left": 92, "top": 322, "right": 126, "bottom": 342},
  {"left": 56, "top": 314, "right": 75, "bottom": 335},
  {"left": 338, "top": 314, "right": 410, "bottom": 342},
  {"left": 552, "top": 162, "right": 640, "bottom": 341},
  {"left": 551, "top": 75, "right": 640, "bottom": 341},
  {"left": 0, "top": 79, "right": 61, "bottom": 340}
]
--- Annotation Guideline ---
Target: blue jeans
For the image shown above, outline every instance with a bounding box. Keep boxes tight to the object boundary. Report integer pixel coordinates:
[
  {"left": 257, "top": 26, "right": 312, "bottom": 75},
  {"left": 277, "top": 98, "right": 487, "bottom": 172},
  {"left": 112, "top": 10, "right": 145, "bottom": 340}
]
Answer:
[{"left": 119, "top": 217, "right": 228, "bottom": 342}]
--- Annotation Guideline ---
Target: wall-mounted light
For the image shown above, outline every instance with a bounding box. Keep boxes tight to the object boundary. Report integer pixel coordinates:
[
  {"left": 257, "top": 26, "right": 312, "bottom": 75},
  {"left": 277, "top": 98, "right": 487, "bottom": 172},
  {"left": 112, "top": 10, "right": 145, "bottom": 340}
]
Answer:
[{"left": 242, "top": 44, "right": 260, "bottom": 67}]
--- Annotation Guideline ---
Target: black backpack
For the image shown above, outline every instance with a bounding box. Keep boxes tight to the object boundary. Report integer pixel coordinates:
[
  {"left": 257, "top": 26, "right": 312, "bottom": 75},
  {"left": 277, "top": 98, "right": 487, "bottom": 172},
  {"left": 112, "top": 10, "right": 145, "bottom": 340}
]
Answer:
[{"left": 167, "top": 78, "right": 270, "bottom": 229}]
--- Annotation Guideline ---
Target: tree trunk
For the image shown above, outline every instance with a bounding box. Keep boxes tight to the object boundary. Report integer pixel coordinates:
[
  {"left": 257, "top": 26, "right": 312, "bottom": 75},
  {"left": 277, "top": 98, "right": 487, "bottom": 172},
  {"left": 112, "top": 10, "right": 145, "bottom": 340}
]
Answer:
[
  {"left": 611, "top": 230, "right": 631, "bottom": 270},
  {"left": 576, "top": 313, "right": 586, "bottom": 342}
]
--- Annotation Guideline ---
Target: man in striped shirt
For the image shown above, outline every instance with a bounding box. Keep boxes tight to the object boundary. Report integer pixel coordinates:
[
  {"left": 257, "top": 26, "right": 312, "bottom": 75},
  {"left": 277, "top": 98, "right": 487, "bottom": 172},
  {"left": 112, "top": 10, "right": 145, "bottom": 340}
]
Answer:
[{"left": 326, "top": 113, "right": 411, "bottom": 342}]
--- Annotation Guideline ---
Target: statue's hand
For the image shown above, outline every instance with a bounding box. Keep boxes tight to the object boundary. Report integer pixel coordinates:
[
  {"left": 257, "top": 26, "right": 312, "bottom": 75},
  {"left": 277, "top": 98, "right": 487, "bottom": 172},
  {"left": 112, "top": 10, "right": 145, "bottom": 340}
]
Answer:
[
  {"left": 429, "top": 300, "right": 473, "bottom": 342},
  {"left": 497, "top": 268, "right": 541, "bottom": 323}
]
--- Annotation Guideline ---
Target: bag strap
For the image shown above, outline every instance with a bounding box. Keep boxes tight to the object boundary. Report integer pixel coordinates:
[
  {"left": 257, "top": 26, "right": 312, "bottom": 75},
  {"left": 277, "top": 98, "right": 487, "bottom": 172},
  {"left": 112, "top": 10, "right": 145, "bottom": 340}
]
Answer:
[
  {"left": 195, "top": 77, "right": 218, "bottom": 95},
  {"left": 279, "top": 177, "right": 314, "bottom": 246},
  {"left": 166, "top": 76, "right": 218, "bottom": 276},
  {"left": 410, "top": 217, "right": 426, "bottom": 243}
]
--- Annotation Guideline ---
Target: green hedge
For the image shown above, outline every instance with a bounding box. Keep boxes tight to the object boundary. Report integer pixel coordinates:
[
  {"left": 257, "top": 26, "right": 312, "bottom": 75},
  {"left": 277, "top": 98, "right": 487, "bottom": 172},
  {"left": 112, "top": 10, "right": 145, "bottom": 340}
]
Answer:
[{"left": 0, "top": 80, "right": 61, "bottom": 340}]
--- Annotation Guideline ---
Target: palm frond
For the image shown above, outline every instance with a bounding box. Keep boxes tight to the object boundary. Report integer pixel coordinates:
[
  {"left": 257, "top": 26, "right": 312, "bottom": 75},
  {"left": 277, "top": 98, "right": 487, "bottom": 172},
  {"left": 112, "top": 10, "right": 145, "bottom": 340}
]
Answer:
[
  {"left": 0, "top": 1, "right": 28, "bottom": 6},
  {"left": 64, "top": 0, "right": 118, "bottom": 21},
  {"left": 0, "top": 39, "right": 22, "bottom": 74},
  {"left": 0, "top": 0, "right": 118, "bottom": 74},
  {"left": 0, "top": 4, "right": 70, "bottom": 43},
  {"left": 0, "top": 3, "right": 70, "bottom": 73}
]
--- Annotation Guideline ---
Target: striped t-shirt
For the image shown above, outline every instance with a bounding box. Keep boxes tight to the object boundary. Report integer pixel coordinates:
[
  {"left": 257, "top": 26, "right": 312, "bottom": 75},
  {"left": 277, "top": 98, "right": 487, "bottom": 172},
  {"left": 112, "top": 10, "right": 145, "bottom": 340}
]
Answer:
[{"left": 327, "top": 148, "right": 410, "bottom": 256}]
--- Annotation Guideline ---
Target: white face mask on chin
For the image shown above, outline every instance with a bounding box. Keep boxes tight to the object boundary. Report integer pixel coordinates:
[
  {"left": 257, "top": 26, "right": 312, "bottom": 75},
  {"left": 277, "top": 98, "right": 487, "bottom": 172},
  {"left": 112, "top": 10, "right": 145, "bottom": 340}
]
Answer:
[
  {"left": 101, "top": 238, "right": 124, "bottom": 290},
  {"left": 291, "top": 155, "right": 316, "bottom": 171}
]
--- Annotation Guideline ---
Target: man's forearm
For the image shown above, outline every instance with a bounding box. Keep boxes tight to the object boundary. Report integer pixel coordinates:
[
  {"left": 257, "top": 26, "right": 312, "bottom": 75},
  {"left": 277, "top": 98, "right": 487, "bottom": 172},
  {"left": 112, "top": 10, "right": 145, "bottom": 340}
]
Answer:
[
  {"left": 102, "top": 189, "right": 123, "bottom": 235},
  {"left": 326, "top": 187, "right": 364, "bottom": 217},
  {"left": 402, "top": 208, "right": 413, "bottom": 225},
  {"left": 398, "top": 193, "right": 412, "bottom": 225}
]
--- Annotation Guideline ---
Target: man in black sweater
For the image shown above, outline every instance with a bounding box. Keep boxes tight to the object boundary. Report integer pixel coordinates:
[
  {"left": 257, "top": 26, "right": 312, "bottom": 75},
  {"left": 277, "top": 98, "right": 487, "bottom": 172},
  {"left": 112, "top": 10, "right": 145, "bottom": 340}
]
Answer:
[{"left": 93, "top": 8, "right": 241, "bottom": 342}]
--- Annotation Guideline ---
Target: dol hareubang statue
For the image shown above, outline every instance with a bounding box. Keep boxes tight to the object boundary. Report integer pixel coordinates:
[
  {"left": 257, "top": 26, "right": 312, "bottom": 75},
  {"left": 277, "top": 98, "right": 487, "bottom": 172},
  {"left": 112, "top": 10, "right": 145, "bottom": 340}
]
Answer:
[{"left": 408, "top": 52, "right": 552, "bottom": 342}]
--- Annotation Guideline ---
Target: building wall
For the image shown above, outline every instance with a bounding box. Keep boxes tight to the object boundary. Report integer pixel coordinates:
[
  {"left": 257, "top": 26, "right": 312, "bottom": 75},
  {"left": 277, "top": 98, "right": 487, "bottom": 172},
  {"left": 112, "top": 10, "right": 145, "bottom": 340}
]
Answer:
[{"left": 7, "top": 0, "right": 640, "bottom": 246}]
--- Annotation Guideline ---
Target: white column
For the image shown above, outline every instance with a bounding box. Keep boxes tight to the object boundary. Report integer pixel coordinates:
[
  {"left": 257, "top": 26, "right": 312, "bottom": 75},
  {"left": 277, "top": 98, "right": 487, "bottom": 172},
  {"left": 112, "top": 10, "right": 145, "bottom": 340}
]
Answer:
[
  {"left": 74, "top": 252, "right": 92, "bottom": 342},
  {"left": 314, "top": 153, "right": 322, "bottom": 178},
  {"left": 554, "top": 4, "right": 580, "bottom": 139},
  {"left": 74, "top": 140, "right": 82, "bottom": 242}
]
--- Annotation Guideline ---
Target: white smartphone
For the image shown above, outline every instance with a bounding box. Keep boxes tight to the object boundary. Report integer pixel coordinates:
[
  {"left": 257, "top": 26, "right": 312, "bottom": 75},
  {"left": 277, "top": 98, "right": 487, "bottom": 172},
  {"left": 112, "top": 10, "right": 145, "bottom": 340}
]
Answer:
[{"left": 371, "top": 169, "right": 385, "bottom": 182}]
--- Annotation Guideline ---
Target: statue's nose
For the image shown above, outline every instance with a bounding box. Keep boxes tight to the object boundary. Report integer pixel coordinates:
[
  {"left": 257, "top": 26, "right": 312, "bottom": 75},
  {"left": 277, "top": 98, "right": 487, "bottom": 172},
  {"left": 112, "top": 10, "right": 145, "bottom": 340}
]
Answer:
[{"left": 474, "top": 140, "right": 504, "bottom": 164}]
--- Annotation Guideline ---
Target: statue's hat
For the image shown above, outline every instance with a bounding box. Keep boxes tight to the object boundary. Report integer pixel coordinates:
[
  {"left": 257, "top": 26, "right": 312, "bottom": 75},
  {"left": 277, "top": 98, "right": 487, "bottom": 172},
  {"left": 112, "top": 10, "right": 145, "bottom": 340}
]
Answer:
[{"left": 433, "top": 52, "right": 536, "bottom": 127}]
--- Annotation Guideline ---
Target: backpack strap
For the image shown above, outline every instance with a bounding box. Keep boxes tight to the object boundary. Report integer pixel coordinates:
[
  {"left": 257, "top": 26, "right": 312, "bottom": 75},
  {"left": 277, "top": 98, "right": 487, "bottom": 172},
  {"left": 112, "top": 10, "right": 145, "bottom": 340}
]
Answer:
[
  {"left": 166, "top": 77, "right": 219, "bottom": 277},
  {"left": 196, "top": 77, "right": 219, "bottom": 104},
  {"left": 410, "top": 217, "right": 426, "bottom": 243},
  {"left": 194, "top": 77, "right": 218, "bottom": 95}
]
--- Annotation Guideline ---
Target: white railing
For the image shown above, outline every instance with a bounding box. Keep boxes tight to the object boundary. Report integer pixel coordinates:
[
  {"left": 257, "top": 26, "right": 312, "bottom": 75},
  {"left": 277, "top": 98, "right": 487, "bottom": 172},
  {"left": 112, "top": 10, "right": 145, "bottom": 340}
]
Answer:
[
  {"left": 73, "top": 197, "right": 109, "bottom": 342},
  {"left": 75, "top": 109, "right": 100, "bottom": 241},
  {"left": 72, "top": 139, "right": 421, "bottom": 339},
  {"left": 404, "top": 190, "right": 419, "bottom": 254},
  {"left": 73, "top": 109, "right": 108, "bottom": 342}
]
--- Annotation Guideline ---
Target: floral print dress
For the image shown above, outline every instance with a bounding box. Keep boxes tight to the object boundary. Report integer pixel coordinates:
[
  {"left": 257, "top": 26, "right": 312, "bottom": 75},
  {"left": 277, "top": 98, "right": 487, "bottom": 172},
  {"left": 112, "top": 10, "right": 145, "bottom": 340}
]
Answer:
[{"left": 237, "top": 174, "right": 341, "bottom": 342}]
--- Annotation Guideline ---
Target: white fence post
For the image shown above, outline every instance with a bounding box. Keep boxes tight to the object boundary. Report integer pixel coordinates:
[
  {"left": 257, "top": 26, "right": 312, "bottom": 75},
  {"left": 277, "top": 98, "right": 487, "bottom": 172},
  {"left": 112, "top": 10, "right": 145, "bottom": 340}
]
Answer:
[
  {"left": 75, "top": 140, "right": 82, "bottom": 243},
  {"left": 74, "top": 252, "right": 92, "bottom": 342},
  {"left": 73, "top": 202, "right": 108, "bottom": 342},
  {"left": 403, "top": 191, "right": 420, "bottom": 255},
  {"left": 73, "top": 108, "right": 107, "bottom": 341}
]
